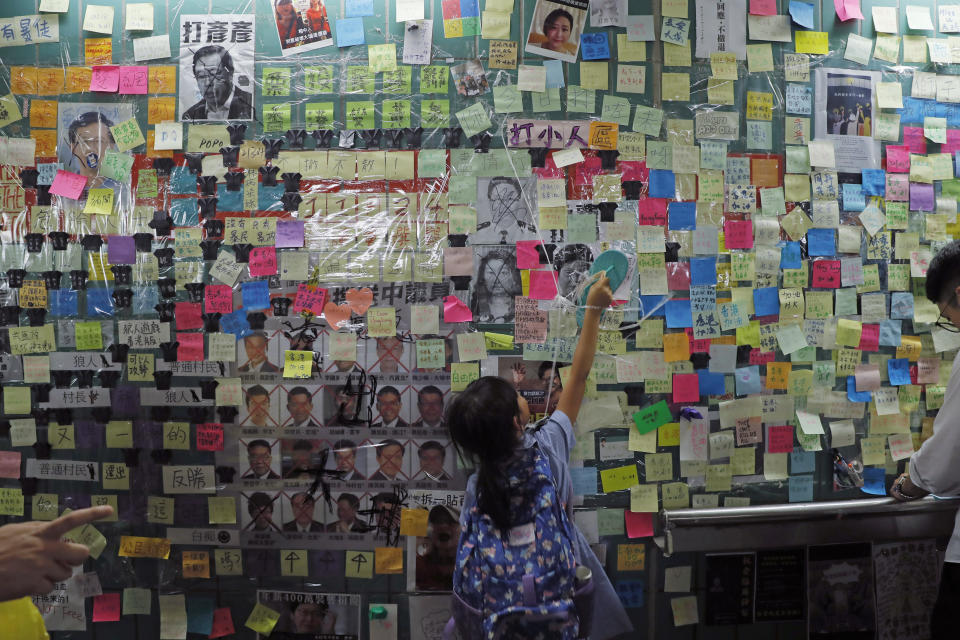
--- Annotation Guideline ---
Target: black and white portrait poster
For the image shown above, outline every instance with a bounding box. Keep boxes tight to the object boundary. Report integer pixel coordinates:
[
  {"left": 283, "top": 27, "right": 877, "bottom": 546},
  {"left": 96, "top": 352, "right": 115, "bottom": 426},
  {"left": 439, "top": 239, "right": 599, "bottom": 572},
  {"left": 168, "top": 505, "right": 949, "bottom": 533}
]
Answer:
[
  {"left": 524, "top": 0, "right": 589, "bottom": 63},
  {"left": 473, "top": 177, "right": 538, "bottom": 243},
  {"left": 272, "top": 0, "right": 334, "bottom": 56},
  {"left": 256, "top": 590, "right": 360, "bottom": 639},
  {"left": 808, "top": 543, "right": 876, "bottom": 640},
  {"left": 814, "top": 68, "right": 882, "bottom": 172},
  {"left": 873, "top": 540, "right": 940, "bottom": 640},
  {"left": 179, "top": 15, "right": 255, "bottom": 121}
]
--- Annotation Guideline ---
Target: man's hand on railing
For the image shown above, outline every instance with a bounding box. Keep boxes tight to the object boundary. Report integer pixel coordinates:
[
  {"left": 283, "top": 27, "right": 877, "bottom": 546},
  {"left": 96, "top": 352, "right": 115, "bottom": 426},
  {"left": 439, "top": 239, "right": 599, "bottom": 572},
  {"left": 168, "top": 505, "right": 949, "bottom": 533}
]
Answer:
[{"left": 891, "top": 473, "right": 930, "bottom": 502}]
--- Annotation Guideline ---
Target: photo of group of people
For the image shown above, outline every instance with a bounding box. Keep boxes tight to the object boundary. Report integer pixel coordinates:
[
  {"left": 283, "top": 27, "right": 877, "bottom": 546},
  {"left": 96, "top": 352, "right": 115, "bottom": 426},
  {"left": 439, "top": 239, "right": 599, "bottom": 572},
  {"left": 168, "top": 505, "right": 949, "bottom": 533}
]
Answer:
[{"left": 239, "top": 436, "right": 458, "bottom": 486}]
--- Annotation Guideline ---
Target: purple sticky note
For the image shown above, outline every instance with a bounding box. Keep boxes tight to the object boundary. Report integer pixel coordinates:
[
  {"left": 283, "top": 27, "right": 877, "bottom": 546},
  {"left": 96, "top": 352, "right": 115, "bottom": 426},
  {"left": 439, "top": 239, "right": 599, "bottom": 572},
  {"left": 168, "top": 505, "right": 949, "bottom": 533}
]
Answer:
[
  {"left": 49, "top": 170, "right": 87, "bottom": 200},
  {"left": 909, "top": 182, "right": 934, "bottom": 212},
  {"left": 75, "top": 421, "right": 102, "bottom": 449},
  {"left": 275, "top": 220, "right": 305, "bottom": 248},
  {"left": 107, "top": 236, "right": 136, "bottom": 265},
  {"left": 111, "top": 384, "right": 140, "bottom": 419}
]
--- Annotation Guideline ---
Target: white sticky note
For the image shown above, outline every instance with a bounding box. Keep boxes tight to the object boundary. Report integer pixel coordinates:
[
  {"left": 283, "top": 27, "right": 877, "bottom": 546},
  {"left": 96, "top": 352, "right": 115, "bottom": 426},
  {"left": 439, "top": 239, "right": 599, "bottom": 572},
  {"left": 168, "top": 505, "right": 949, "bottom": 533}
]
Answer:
[
  {"left": 906, "top": 5, "right": 934, "bottom": 30},
  {"left": 807, "top": 140, "right": 836, "bottom": 168},
  {"left": 153, "top": 122, "right": 183, "bottom": 150},
  {"left": 83, "top": 4, "right": 114, "bottom": 34},
  {"left": 125, "top": 3, "right": 154, "bottom": 31},
  {"left": 829, "top": 419, "right": 856, "bottom": 447},
  {"left": 552, "top": 147, "right": 584, "bottom": 167},
  {"left": 517, "top": 65, "right": 547, "bottom": 92},
  {"left": 395, "top": 0, "right": 425, "bottom": 22},
  {"left": 872, "top": 6, "right": 898, "bottom": 32},
  {"left": 133, "top": 34, "right": 171, "bottom": 62},
  {"left": 664, "top": 565, "right": 692, "bottom": 592},
  {"left": 39, "top": 0, "right": 70, "bottom": 12},
  {"left": 876, "top": 82, "right": 903, "bottom": 109}
]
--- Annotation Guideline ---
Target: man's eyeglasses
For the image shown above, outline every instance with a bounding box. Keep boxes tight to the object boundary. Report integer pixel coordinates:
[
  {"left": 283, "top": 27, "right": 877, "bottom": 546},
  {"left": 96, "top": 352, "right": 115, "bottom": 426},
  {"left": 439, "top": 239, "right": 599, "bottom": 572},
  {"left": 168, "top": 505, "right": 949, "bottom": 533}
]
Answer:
[
  {"left": 195, "top": 67, "right": 231, "bottom": 83},
  {"left": 936, "top": 299, "right": 960, "bottom": 332}
]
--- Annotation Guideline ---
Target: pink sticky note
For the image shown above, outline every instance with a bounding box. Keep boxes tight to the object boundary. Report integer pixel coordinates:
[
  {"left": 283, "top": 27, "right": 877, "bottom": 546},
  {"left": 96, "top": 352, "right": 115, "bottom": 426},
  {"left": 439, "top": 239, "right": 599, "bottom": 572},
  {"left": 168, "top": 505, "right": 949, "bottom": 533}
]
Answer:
[
  {"left": 767, "top": 425, "right": 794, "bottom": 453},
  {"left": 573, "top": 156, "right": 603, "bottom": 187},
  {"left": 858, "top": 324, "right": 880, "bottom": 352},
  {"left": 175, "top": 302, "right": 203, "bottom": 330},
  {"left": 177, "top": 332, "right": 204, "bottom": 362},
  {"left": 516, "top": 240, "right": 542, "bottom": 269},
  {"left": 666, "top": 261, "right": 690, "bottom": 291},
  {"left": 620, "top": 160, "right": 647, "bottom": 182},
  {"left": 275, "top": 220, "right": 305, "bottom": 248},
  {"left": 204, "top": 285, "right": 234, "bottom": 314},
  {"left": 624, "top": 511, "right": 654, "bottom": 538},
  {"left": 90, "top": 65, "right": 120, "bottom": 93},
  {"left": 443, "top": 295, "right": 473, "bottom": 323},
  {"left": 886, "top": 174, "right": 909, "bottom": 201},
  {"left": 723, "top": 220, "right": 754, "bottom": 249},
  {"left": 672, "top": 373, "right": 700, "bottom": 403},
  {"left": 49, "top": 169, "right": 87, "bottom": 200},
  {"left": 293, "top": 283, "right": 328, "bottom": 316},
  {"left": 638, "top": 198, "right": 668, "bottom": 226},
  {"left": 210, "top": 607, "right": 235, "bottom": 639},
  {"left": 92, "top": 593, "right": 122, "bottom": 622},
  {"left": 750, "top": 0, "right": 777, "bottom": 15},
  {"left": 835, "top": 0, "right": 863, "bottom": 21},
  {"left": 0, "top": 451, "right": 21, "bottom": 479},
  {"left": 811, "top": 260, "right": 841, "bottom": 288},
  {"left": 248, "top": 247, "right": 278, "bottom": 277},
  {"left": 528, "top": 270, "right": 558, "bottom": 300},
  {"left": 118, "top": 66, "right": 149, "bottom": 94},
  {"left": 196, "top": 423, "right": 224, "bottom": 451},
  {"left": 944, "top": 129, "right": 960, "bottom": 154},
  {"left": 885, "top": 146, "right": 910, "bottom": 173},
  {"left": 902, "top": 127, "right": 927, "bottom": 154}
]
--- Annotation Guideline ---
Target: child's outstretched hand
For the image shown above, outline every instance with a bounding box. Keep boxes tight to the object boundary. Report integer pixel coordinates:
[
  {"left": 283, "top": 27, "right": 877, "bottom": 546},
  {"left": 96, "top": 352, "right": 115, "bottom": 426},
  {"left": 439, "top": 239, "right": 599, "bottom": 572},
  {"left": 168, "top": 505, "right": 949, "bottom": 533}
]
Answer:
[{"left": 585, "top": 273, "right": 614, "bottom": 311}]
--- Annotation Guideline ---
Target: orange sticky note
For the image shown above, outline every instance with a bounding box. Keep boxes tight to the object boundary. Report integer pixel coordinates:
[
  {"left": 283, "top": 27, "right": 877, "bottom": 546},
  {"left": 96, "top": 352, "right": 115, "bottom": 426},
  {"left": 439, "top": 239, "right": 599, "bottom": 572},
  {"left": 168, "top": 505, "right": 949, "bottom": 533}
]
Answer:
[
  {"left": 663, "top": 333, "right": 690, "bottom": 362},
  {"left": 588, "top": 120, "right": 619, "bottom": 150},
  {"left": 84, "top": 38, "right": 113, "bottom": 65},
  {"left": 765, "top": 362, "right": 790, "bottom": 390},
  {"left": 36, "top": 69, "right": 65, "bottom": 96},
  {"left": 31, "top": 130, "right": 57, "bottom": 158},
  {"left": 182, "top": 550, "right": 210, "bottom": 578},
  {"left": 10, "top": 67, "right": 38, "bottom": 95},
  {"left": 147, "top": 96, "right": 176, "bottom": 124},
  {"left": 398, "top": 508, "right": 429, "bottom": 536},
  {"left": 149, "top": 66, "right": 177, "bottom": 94},
  {"left": 375, "top": 547, "right": 404, "bottom": 574},
  {"left": 66, "top": 67, "right": 93, "bottom": 93},
  {"left": 751, "top": 158, "right": 781, "bottom": 188},
  {"left": 30, "top": 100, "right": 58, "bottom": 129}
]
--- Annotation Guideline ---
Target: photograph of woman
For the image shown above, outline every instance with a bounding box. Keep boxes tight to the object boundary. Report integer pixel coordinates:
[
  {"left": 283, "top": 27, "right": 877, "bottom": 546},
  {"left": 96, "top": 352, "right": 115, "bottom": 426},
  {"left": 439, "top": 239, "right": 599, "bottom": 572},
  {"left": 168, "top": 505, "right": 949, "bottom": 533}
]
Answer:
[
  {"left": 471, "top": 246, "right": 523, "bottom": 324},
  {"left": 271, "top": 0, "right": 334, "bottom": 55},
  {"left": 525, "top": 0, "right": 588, "bottom": 63}
]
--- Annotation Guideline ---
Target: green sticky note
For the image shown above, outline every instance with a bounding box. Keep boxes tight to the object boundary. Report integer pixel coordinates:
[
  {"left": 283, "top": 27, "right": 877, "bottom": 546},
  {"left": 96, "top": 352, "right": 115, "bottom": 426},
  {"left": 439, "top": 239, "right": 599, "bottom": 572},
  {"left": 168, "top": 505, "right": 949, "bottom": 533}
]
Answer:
[
  {"left": 785, "top": 145, "right": 810, "bottom": 173},
  {"left": 123, "top": 588, "right": 152, "bottom": 615},
  {"left": 346, "top": 101, "right": 376, "bottom": 129},
  {"left": 448, "top": 204, "right": 477, "bottom": 234},
  {"left": 136, "top": 169, "right": 158, "bottom": 198},
  {"left": 448, "top": 174, "right": 477, "bottom": 204},
  {"left": 346, "top": 66, "right": 376, "bottom": 94},
  {"left": 420, "top": 65, "right": 449, "bottom": 94},
  {"left": 421, "top": 99, "right": 450, "bottom": 128},
  {"left": 418, "top": 149, "right": 447, "bottom": 177},
  {"left": 567, "top": 215, "right": 598, "bottom": 243},
  {"left": 531, "top": 87, "right": 562, "bottom": 113},
  {"left": 382, "top": 99, "right": 412, "bottom": 129},
  {"left": 567, "top": 85, "right": 596, "bottom": 113},
  {"left": 456, "top": 102, "right": 492, "bottom": 137},
  {"left": 263, "top": 103, "right": 292, "bottom": 133},
  {"left": 75, "top": 320, "right": 103, "bottom": 350},
  {"left": 632, "top": 105, "right": 663, "bottom": 136},
  {"left": 304, "top": 65, "right": 334, "bottom": 93},
  {"left": 646, "top": 140, "right": 672, "bottom": 170},
  {"left": 597, "top": 508, "right": 626, "bottom": 536},
  {"left": 493, "top": 85, "right": 523, "bottom": 113},
  {"left": 262, "top": 67, "right": 291, "bottom": 96},
  {"left": 451, "top": 362, "right": 480, "bottom": 391},
  {"left": 382, "top": 66, "right": 412, "bottom": 93},
  {"left": 632, "top": 400, "right": 672, "bottom": 434},
  {"left": 305, "top": 102, "right": 335, "bottom": 131},
  {"left": 100, "top": 150, "right": 133, "bottom": 181},
  {"left": 110, "top": 118, "right": 145, "bottom": 152},
  {"left": 368, "top": 44, "right": 398, "bottom": 72},
  {"left": 416, "top": 338, "right": 446, "bottom": 369},
  {"left": 601, "top": 95, "right": 632, "bottom": 127}
]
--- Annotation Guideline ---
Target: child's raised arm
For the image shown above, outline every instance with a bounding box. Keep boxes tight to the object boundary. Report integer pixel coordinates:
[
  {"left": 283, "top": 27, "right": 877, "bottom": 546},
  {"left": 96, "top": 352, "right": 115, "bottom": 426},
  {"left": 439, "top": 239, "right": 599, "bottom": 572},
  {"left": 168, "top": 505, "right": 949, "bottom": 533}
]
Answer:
[{"left": 558, "top": 274, "right": 614, "bottom": 423}]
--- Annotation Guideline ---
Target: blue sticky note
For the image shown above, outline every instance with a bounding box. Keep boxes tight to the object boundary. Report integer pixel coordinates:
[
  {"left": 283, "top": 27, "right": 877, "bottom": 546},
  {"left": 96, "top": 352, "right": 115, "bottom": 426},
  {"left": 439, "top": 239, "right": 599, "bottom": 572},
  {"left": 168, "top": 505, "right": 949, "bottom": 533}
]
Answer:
[
  {"left": 336, "top": 17, "right": 365, "bottom": 47},
  {"left": 807, "top": 228, "right": 836, "bottom": 257},
  {"left": 789, "top": 0, "right": 815, "bottom": 27},
  {"left": 846, "top": 376, "right": 872, "bottom": 402},
  {"left": 460, "top": 0, "right": 480, "bottom": 18},
  {"left": 49, "top": 290, "right": 79, "bottom": 317},
  {"left": 86, "top": 288, "right": 115, "bottom": 317},
  {"left": 789, "top": 474, "right": 814, "bottom": 502},
  {"left": 544, "top": 60, "right": 565, "bottom": 88},
  {"left": 580, "top": 32, "right": 611, "bottom": 60},
  {"left": 667, "top": 200, "right": 695, "bottom": 230},
  {"left": 615, "top": 580, "right": 645, "bottom": 608},
  {"left": 862, "top": 468, "right": 886, "bottom": 494},
  {"left": 186, "top": 597, "right": 215, "bottom": 635},
  {"left": 649, "top": 170, "right": 676, "bottom": 199},
  {"left": 133, "top": 285, "right": 159, "bottom": 316},
  {"left": 217, "top": 184, "right": 244, "bottom": 212},
  {"left": 698, "top": 371, "right": 726, "bottom": 396},
  {"left": 735, "top": 365, "right": 763, "bottom": 396},
  {"left": 790, "top": 450, "right": 816, "bottom": 474},
  {"left": 170, "top": 167, "right": 196, "bottom": 195},
  {"left": 780, "top": 242, "right": 802, "bottom": 269},
  {"left": 753, "top": 287, "right": 779, "bottom": 317},
  {"left": 571, "top": 466, "right": 598, "bottom": 495},
  {"left": 36, "top": 162, "right": 61, "bottom": 186},
  {"left": 879, "top": 319, "right": 902, "bottom": 347},
  {"left": 861, "top": 169, "right": 885, "bottom": 196},
  {"left": 170, "top": 198, "right": 199, "bottom": 227},
  {"left": 841, "top": 183, "right": 865, "bottom": 212},
  {"left": 890, "top": 292, "right": 914, "bottom": 320},
  {"left": 689, "top": 257, "right": 717, "bottom": 287},
  {"left": 888, "top": 358, "right": 912, "bottom": 386},
  {"left": 897, "top": 97, "right": 925, "bottom": 126},
  {"left": 639, "top": 295, "right": 668, "bottom": 316},
  {"left": 346, "top": 0, "right": 374, "bottom": 17},
  {"left": 258, "top": 184, "right": 285, "bottom": 211},
  {"left": 241, "top": 280, "right": 270, "bottom": 310},
  {"left": 220, "top": 309, "right": 251, "bottom": 338},
  {"left": 665, "top": 298, "right": 693, "bottom": 328}
]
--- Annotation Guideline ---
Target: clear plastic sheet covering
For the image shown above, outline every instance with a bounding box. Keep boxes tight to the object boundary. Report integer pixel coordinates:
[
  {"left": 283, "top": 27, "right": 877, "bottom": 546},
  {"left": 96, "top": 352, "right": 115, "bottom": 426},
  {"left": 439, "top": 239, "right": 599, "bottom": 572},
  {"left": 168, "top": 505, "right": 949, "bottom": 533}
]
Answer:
[{"left": 0, "top": 0, "right": 956, "bottom": 635}]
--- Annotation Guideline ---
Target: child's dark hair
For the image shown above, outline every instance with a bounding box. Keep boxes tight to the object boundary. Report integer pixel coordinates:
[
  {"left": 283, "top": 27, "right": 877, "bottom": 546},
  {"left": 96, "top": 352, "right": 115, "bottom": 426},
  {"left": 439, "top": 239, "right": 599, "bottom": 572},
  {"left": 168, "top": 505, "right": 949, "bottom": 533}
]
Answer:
[
  {"left": 926, "top": 240, "right": 960, "bottom": 304},
  {"left": 446, "top": 376, "right": 521, "bottom": 532}
]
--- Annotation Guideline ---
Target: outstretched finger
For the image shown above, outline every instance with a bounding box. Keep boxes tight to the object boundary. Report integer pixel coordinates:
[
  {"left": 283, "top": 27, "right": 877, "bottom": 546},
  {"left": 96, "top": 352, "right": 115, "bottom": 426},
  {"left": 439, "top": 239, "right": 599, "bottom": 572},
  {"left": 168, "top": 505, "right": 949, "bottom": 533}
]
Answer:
[{"left": 40, "top": 505, "right": 114, "bottom": 539}]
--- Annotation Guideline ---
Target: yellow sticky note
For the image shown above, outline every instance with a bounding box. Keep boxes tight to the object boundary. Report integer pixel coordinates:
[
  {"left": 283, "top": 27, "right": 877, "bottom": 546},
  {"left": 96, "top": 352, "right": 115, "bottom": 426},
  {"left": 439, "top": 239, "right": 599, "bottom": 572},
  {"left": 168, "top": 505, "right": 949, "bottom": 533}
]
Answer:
[
  {"left": 399, "top": 508, "right": 430, "bottom": 537},
  {"left": 207, "top": 496, "right": 236, "bottom": 524},
  {"left": 795, "top": 31, "right": 829, "bottom": 54},
  {"left": 214, "top": 549, "right": 243, "bottom": 576},
  {"left": 127, "top": 353, "right": 154, "bottom": 382},
  {"left": 0, "top": 488, "right": 24, "bottom": 516},
  {"left": 283, "top": 350, "right": 313, "bottom": 378},
  {"left": 102, "top": 462, "right": 130, "bottom": 490},
  {"left": 836, "top": 318, "right": 863, "bottom": 347},
  {"left": 105, "top": 420, "right": 134, "bottom": 448},
  {"left": 710, "top": 52, "right": 738, "bottom": 80},
  {"left": 367, "top": 307, "right": 396, "bottom": 337},
  {"left": 630, "top": 484, "right": 659, "bottom": 512},
  {"left": 484, "top": 332, "right": 514, "bottom": 351},
  {"left": 658, "top": 423, "right": 680, "bottom": 447},
  {"left": 662, "top": 72, "right": 690, "bottom": 101},
  {"left": 375, "top": 546, "right": 404, "bottom": 574},
  {"left": 83, "top": 188, "right": 114, "bottom": 215},
  {"left": 19, "top": 280, "right": 47, "bottom": 309},
  {"left": 4, "top": 387, "right": 31, "bottom": 415},
  {"left": 451, "top": 362, "right": 480, "bottom": 391},
  {"left": 580, "top": 62, "right": 609, "bottom": 91},
  {"left": 75, "top": 321, "right": 103, "bottom": 351},
  {"left": 617, "top": 544, "right": 646, "bottom": 571},
  {"left": 245, "top": 602, "right": 281, "bottom": 635},
  {"left": 32, "top": 493, "right": 58, "bottom": 521},
  {"left": 118, "top": 535, "right": 172, "bottom": 559},
  {"left": 280, "top": 549, "right": 309, "bottom": 576},
  {"left": 345, "top": 550, "right": 375, "bottom": 579},
  {"left": 600, "top": 464, "right": 639, "bottom": 493}
]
